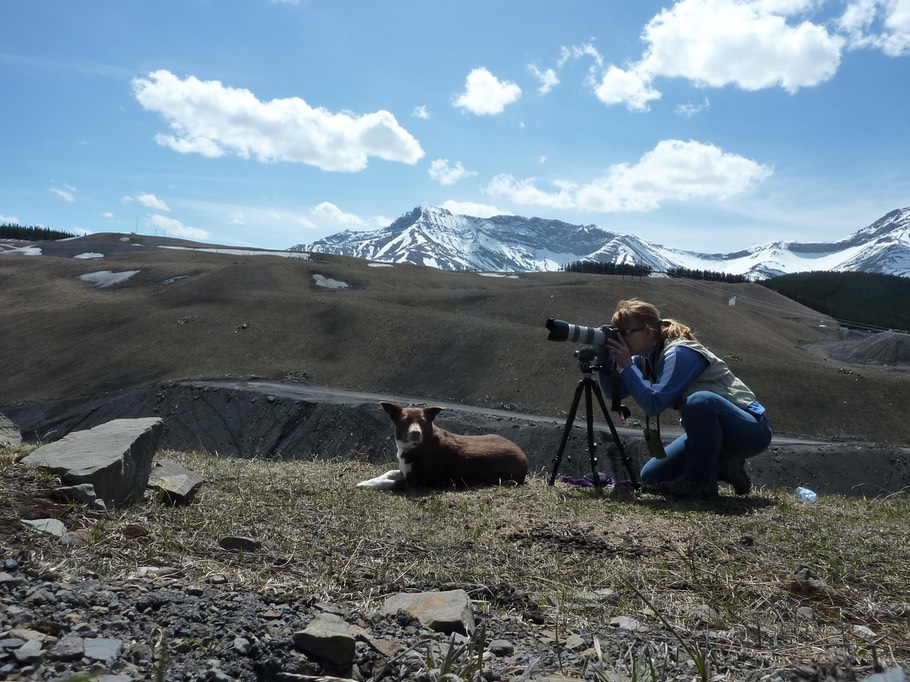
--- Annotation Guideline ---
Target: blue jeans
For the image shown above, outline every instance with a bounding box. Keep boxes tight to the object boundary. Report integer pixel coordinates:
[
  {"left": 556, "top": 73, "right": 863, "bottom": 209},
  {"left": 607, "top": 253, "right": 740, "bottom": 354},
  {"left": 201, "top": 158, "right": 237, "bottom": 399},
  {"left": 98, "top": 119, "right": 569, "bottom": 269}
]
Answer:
[{"left": 639, "top": 391, "right": 772, "bottom": 484}]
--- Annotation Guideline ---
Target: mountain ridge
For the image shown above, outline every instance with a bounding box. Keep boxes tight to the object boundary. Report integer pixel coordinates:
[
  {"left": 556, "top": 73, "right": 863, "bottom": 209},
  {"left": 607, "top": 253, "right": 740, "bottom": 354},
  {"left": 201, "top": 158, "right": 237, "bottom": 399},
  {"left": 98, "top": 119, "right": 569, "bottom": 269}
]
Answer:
[{"left": 292, "top": 206, "right": 910, "bottom": 279}]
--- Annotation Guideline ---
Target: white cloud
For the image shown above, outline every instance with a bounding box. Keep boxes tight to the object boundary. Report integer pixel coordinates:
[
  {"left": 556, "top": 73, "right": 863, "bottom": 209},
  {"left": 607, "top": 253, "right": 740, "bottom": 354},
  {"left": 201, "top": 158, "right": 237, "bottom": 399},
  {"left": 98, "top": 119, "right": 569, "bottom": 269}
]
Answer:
[
  {"left": 50, "top": 185, "right": 76, "bottom": 202},
  {"left": 1, "top": 214, "right": 20, "bottom": 224},
  {"left": 638, "top": 0, "right": 844, "bottom": 93},
  {"left": 147, "top": 213, "right": 212, "bottom": 241},
  {"left": 577, "top": 139, "right": 773, "bottom": 211},
  {"left": 311, "top": 202, "right": 365, "bottom": 228},
  {"left": 453, "top": 67, "right": 522, "bottom": 115},
  {"left": 557, "top": 43, "right": 604, "bottom": 70},
  {"left": 485, "top": 175, "right": 578, "bottom": 210},
  {"left": 124, "top": 193, "right": 171, "bottom": 211},
  {"left": 132, "top": 70, "right": 425, "bottom": 172},
  {"left": 839, "top": 0, "right": 910, "bottom": 56},
  {"left": 485, "top": 139, "right": 772, "bottom": 213},
  {"left": 412, "top": 105, "right": 430, "bottom": 119},
  {"left": 594, "top": 65, "right": 662, "bottom": 111},
  {"left": 103, "top": 212, "right": 114, "bottom": 219},
  {"left": 440, "top": 200, "right": 511, "bottom": 219},
  {"left": 428, "top": 159, "right": 477, "bottom": 186},
  {"left": 676, "top": 97, "right": 711, "bottom": 118},
  {"left": 528, "top": 64, "right": 559, "bottom": 94},
  {"left": 589, "top": 0, "right": 845, "bottom": 110}
]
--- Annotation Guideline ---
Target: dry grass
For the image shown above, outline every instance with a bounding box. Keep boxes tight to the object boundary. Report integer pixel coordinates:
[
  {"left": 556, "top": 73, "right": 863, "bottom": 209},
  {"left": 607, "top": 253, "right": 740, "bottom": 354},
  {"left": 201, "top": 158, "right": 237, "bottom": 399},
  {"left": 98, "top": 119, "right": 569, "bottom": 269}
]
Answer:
[{"left": 4, "top": 444, "right": 908, "bottom": 676}]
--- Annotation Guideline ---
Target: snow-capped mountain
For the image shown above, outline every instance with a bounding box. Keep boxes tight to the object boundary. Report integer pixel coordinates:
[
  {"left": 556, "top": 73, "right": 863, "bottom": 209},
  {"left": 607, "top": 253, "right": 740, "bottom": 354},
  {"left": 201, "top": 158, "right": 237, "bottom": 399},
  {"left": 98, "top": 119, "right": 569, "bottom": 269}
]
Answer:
[{"left": 291, "top": 206, "right": 910, "bottom": 279}]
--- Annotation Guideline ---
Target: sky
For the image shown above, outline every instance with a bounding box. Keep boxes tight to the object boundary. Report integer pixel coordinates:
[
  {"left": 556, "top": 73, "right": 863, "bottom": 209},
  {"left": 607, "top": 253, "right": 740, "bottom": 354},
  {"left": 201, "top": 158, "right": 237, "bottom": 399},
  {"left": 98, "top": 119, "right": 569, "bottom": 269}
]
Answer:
[{"left": 1, "top": 1, "right": 909, "bottom": 253}]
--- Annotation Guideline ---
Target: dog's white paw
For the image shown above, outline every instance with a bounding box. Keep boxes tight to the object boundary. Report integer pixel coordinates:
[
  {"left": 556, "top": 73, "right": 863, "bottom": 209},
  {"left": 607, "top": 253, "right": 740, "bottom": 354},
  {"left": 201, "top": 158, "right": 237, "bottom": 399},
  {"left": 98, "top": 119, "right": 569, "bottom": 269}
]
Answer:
[{"left": 357, "top": 469, "right": 403, "bottom": 490}]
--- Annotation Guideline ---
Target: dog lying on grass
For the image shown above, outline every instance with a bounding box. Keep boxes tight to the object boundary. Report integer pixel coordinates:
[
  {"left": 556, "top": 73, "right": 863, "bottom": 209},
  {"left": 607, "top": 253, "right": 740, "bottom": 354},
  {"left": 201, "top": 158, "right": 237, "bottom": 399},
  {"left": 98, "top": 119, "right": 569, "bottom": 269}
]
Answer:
[{"left": 357, "top": 401, "right": 529, "bottom": 490}]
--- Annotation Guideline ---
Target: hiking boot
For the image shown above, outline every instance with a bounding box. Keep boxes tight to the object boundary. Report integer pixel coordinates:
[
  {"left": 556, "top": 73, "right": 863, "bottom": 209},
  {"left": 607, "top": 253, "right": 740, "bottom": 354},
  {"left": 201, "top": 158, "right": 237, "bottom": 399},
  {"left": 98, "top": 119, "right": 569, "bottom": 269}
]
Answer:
[
  {"left": 721, "top": 457, "right": 752, "bottom": 496},
  {"left": 655, "top": 475, "right": 719, "bottom": 499}
]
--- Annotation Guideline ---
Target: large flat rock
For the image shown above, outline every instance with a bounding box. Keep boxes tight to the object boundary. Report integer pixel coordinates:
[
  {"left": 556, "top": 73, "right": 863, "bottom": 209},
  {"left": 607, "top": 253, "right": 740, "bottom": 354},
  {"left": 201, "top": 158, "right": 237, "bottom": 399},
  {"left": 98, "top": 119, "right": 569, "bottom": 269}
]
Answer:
[{"left": 22, "top": 418, "right": 163, "bottom": 507}]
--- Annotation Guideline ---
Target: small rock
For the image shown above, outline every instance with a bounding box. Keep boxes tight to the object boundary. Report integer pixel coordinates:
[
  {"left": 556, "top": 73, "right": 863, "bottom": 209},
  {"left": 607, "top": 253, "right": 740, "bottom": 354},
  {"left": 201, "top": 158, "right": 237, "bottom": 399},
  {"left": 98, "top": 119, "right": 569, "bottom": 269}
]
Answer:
[
  {"left": 84, "top": 636, "right": 123, "bottom": 664},
  {"left": 862, "top": 668, "right": 907, "bottom": 682},
  {"left": 233, "top": 636, "right": 251, "bottom": 655},
  {"left": 22, "top": 518, "right": 67, "bottom": 537},
  {"left": 379, "top": 589, "right": 475, "bottom": 635},
  {"left": 609, "top": 615, "right": 646, "bottom": 632},
  {"left": 852, "top": 624, "right": 877, "bottom": 641},
  {"left": 488, "top": 639, "right": 515, "bottom": 656},
  {"left": 49, "top": 634, "right": 85, "bottom": 661},
  {"left": 293, "top": 613, "right": 356, "bottom": 667},
  {"left": 12, "top": 639, "right": 43, "bottom": 664},
  {"left": 564, "top": 633, "right": 586, "bottom": 651},
  {"left": 218, "top": 536, "right": 262, "bottom": 553}
]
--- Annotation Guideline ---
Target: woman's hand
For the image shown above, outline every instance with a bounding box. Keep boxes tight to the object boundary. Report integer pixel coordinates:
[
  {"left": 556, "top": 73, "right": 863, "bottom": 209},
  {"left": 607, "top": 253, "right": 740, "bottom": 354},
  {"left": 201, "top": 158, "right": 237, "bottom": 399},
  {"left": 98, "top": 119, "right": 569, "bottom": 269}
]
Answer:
[{"left": 605, "top": 337, "right": 632, "bottom": 370}]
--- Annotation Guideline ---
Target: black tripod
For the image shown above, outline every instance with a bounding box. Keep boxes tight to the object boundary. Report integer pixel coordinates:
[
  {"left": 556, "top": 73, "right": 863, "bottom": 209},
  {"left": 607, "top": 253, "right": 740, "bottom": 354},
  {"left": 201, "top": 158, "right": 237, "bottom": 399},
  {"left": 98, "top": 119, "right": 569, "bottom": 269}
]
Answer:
[{"left": 548, "top": 348, "right": 640, "bottom": 489}]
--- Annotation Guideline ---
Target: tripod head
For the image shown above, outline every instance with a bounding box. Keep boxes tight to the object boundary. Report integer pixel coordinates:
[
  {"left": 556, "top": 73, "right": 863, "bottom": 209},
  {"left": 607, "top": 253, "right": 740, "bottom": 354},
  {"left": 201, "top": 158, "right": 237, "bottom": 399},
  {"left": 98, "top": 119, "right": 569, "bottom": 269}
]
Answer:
[{"left": 573, "top": 346, "right": 612, "bottom": 375}]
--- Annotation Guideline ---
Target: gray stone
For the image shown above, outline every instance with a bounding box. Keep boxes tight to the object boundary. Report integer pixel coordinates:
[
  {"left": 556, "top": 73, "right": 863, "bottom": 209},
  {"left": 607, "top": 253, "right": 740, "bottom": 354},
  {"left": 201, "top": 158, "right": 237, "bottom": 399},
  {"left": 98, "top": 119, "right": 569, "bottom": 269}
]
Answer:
[
  {"left": 564, "top": 633, "right": 586, "bottom": 651},
  {"left": 61, "top": 528, "right": 94, "bottom": 546},
  {"left": 21, "top": 518, "right": 67, "bottom": 537},
  {"left": 49, "top": 633, "right": 85, "bottom": 661},
  {"left": 148, "top": 458, "right": 204, "bottom": 504},
  {"left": 12, "top": 639, "right": 42, "bottom": 664},
  {"left": 21, "top": 418, "right": 162, "bottom": 507},
  {"left": 488, "top": 639, "right": 515, "bottom": 656},
  {"left": 0, "top": 411, "right": 20, "bottom": 447},
  {"left": 232, "top": 636, "right": 251, "bottom": 655},
  {"left": 293, "top": 613, "right": 356, "bottom": 667},
  {"left": 609, "top": 616, "right": 647, "bottom": 632},
  {"left": 852, "top": 624, "right": 877, "bottom": 641},
  {"left": 862, "top": 669, "right": 907, "bottom": 682},
  {"left": 84, "top": 636, "right": 123, "bottom": 664},
  {"left": 379, "top": 589, "right": 475, "bottom": 636},
  {"left": 57, "top": 483, "right": 106, "bottom": 509}
]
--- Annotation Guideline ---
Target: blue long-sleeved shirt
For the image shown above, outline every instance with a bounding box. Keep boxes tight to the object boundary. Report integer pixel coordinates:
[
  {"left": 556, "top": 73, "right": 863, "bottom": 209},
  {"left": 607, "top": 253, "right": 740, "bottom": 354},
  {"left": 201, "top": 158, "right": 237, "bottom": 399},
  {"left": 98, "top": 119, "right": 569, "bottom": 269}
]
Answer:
[{"left": 598, "top": 345, "right": 709, "bottom": 417}]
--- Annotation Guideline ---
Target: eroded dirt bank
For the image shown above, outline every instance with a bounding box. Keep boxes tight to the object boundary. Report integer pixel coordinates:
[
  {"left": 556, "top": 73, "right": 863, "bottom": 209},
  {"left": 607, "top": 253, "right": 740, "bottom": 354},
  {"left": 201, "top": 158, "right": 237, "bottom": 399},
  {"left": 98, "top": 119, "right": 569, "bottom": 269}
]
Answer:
[{"left": 3, "top": 379, "right": 909, "bottom": 497}]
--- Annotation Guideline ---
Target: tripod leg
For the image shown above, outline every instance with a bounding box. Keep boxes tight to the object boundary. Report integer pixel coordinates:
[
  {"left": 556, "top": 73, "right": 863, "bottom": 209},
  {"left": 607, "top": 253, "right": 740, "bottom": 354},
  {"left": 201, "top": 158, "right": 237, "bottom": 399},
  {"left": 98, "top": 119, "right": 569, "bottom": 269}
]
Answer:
[
  {"left": 548, "top": 380, "right": 585, "bottom": 485},
  {"left": 583, "top": 380, "right": 601, "bottom": 485},
  {"left": 591, "top": 381, "right": 640, "bottom": 488}
]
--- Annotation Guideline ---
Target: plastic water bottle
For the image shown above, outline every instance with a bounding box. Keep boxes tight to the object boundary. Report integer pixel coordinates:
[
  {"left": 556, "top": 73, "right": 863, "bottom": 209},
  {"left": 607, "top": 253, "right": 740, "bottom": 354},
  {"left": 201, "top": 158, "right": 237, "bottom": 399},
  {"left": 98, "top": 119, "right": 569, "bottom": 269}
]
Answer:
[{"left": 795, "top": 486, "right": 817, "bottom": 503}]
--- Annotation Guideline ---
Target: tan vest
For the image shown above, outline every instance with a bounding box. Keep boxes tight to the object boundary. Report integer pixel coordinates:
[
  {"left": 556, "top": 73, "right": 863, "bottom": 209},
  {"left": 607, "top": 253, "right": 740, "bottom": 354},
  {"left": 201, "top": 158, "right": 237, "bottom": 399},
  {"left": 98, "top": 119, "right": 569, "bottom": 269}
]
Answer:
[{"left": 661, "top": 338, "right": 758, "bottom": 410}]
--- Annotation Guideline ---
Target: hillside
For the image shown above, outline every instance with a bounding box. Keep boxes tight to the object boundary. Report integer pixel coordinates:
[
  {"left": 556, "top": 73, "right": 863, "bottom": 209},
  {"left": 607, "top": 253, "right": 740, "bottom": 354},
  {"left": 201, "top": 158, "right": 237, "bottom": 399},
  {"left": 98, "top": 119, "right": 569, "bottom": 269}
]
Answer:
[
  {"left": 761, "top": 270, "right": 910, "bottom": 332},
  {"left": 1, "top": 232, "right": 908, "bottom": 446}
]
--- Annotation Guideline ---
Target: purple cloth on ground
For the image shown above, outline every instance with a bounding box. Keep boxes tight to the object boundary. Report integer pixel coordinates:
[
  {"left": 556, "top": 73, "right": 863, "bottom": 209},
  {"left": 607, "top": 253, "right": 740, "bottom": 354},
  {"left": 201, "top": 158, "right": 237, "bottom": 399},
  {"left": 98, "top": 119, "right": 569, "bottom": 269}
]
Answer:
[{"left": 558, "top": 471, "right": 626, "bottom": 487}]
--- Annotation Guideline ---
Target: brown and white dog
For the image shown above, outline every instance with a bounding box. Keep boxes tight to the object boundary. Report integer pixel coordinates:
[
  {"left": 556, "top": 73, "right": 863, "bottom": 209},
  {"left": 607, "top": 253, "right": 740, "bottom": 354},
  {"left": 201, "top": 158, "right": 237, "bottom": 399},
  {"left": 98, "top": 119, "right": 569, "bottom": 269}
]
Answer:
[{"left": 357, "top": 401, "right": 529, "bottom": 490}]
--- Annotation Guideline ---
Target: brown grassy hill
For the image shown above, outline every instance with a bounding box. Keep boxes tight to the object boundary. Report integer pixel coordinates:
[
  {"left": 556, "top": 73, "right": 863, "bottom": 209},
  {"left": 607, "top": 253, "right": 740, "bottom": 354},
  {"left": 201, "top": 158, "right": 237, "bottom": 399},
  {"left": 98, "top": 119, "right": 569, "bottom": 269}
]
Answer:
[{"left": 1, "top": 232, "right": 907, "bottom": 445}]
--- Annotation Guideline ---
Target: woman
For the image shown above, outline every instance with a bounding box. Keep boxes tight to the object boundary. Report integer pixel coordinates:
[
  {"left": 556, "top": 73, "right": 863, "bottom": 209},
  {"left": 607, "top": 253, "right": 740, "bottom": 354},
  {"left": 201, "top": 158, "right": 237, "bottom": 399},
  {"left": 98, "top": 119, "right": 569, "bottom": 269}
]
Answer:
[{"left": 599, "top": 299, "right": 772, "bottom": 498}]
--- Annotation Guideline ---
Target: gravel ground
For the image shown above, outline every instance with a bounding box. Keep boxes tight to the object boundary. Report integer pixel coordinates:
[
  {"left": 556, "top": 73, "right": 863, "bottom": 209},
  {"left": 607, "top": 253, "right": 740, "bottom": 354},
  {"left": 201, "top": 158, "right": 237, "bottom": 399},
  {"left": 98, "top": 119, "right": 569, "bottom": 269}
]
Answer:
[{"left": 1, "top": 549, "right": 898, "bottom": 682}]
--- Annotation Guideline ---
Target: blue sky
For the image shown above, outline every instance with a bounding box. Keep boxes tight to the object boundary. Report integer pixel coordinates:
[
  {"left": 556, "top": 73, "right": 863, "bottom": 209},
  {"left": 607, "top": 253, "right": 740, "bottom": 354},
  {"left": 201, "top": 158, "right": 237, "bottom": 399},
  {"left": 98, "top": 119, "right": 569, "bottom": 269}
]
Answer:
[{"left": 2, "top": 0, "right": 909, "bottom": 252}]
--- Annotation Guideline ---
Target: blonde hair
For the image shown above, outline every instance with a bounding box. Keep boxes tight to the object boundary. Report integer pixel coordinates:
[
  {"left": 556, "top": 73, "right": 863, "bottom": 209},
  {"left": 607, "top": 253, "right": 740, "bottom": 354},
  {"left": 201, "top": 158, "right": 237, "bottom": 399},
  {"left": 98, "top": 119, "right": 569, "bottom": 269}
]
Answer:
[{"left": 611, "top": 299, "right": 697, "bottom": 342}]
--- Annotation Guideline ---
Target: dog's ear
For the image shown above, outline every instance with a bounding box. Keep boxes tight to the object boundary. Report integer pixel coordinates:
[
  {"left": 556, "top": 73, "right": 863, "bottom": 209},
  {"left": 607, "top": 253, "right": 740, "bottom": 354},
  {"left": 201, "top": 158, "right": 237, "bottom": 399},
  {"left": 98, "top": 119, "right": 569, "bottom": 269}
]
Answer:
[
  {"left": 380, "top": 401, "right": 402, "bottom": 419},
  {"left": 423, "top": 406, "right": 445, "bottom": 423}
]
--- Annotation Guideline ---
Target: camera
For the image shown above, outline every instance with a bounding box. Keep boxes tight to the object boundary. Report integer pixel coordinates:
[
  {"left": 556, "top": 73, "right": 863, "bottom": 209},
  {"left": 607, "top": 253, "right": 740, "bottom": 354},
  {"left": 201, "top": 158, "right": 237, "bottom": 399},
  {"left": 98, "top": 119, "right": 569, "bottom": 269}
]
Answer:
[{"left": 546, "top": 318, "right": 619, "bottom": 348}]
